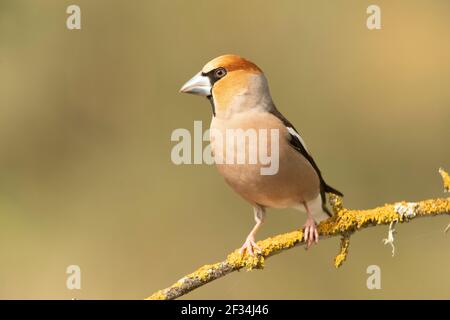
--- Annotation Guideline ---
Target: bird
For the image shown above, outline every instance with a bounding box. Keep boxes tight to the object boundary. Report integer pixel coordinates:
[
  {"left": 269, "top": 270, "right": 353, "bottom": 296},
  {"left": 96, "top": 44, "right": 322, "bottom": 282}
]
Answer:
[{"left": 179, "top": 54, "right": 342, "bottom": 255}]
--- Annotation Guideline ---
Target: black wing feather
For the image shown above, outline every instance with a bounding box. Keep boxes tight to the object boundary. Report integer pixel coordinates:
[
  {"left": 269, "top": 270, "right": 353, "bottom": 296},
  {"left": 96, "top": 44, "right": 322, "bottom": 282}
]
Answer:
[{"left": 269, "top": 108, "right": 343, "bottom": 216}]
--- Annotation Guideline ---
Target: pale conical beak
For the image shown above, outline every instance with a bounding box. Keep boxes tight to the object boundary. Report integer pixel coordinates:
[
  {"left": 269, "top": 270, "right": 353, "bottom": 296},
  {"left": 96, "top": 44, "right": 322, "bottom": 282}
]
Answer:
[{"left": 179, "top": 72, "right": 212, "bottom": 96}]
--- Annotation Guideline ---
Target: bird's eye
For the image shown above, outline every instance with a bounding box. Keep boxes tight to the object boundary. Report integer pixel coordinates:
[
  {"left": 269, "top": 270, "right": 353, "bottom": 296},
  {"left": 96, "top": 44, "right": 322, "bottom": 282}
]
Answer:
[{"left": 214, "top": 68, "right": 227, "bottom": 79}]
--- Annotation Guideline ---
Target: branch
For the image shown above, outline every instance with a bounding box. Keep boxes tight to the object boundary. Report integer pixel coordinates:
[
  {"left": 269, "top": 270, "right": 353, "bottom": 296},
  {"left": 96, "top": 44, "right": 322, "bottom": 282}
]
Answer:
[{"left": 147, "top": 169, "right": 450, "bottom": 300}]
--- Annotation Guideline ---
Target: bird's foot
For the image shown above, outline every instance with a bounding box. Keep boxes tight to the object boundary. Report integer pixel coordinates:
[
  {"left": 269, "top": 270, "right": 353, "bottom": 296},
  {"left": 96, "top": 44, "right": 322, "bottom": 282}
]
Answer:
[
  {"left": 303, "top": 217, "right": 319, "bottom": 249},
  {"left": 239, "top": 236, "right": 261, "bottom": 256}
]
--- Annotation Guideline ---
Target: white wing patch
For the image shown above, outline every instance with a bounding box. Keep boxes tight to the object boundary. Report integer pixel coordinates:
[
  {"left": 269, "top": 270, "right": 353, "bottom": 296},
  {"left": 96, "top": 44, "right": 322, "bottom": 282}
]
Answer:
[{"left": 287, "top": 126, "right": 309, "bottom": 153}]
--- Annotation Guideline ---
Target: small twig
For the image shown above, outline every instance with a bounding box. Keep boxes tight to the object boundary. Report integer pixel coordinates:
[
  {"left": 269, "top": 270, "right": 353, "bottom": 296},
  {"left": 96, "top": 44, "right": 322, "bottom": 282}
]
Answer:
[
  {"left": 382, "top": 220, "right": 397, "bottom": 257},
  {"left": 334, "top": 233, "right": 352, "bottom": 268},
  {"left": 444, "top": 224, "right": 450, "bottom": 234},
  {"left": 147, "top": 169, "right": 450, "bottom": 300}
]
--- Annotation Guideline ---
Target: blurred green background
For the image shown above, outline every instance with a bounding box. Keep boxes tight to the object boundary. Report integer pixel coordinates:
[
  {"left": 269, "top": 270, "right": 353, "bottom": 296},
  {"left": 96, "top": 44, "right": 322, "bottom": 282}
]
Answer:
[{"left": 0, "top": 0, "right": 449, "bottom": 299}]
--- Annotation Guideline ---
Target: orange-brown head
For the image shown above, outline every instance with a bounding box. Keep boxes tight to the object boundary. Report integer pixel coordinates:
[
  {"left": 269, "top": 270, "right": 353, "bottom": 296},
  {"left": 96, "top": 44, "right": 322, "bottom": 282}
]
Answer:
[{"left": 180, "top": 55, "right": 272, "bottom": 117}]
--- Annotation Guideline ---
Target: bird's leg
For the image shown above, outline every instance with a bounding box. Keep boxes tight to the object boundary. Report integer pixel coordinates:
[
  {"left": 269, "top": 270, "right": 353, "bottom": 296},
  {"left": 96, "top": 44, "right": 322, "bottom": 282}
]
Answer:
[
  {"left": 303, "top": 201, "right": 319, "bottom": 249},
  {"left": 240, "top": 205, "right": 266, "bottom": 256}
]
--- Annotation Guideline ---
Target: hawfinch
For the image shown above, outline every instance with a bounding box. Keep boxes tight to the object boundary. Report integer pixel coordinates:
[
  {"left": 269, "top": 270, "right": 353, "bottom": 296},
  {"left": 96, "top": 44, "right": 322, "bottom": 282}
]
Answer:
[{"left": 180, "top": 54, "right": 342, "bottom": 254}]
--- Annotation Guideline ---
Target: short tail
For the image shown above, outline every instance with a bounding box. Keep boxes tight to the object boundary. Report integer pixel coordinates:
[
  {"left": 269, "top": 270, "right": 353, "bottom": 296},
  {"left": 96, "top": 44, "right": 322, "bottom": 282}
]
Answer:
[{"left": 324, "top": 183, "right": 343, "bottom": 197}]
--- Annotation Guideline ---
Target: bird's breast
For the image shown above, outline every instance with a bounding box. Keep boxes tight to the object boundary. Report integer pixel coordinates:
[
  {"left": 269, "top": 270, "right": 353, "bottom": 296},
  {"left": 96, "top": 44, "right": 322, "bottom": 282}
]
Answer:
[{"left": 209, "top": 111, "right": 320, "bottom": 208}]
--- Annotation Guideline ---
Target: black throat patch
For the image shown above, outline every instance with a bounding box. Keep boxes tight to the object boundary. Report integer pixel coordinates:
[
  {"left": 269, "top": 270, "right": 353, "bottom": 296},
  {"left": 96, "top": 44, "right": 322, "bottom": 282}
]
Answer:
[
  {"left": 202, "top": 68, "right": 227, "bottom": 117},
  {"left": 207, "top": 95, "right": 216, "bottom": 117}
]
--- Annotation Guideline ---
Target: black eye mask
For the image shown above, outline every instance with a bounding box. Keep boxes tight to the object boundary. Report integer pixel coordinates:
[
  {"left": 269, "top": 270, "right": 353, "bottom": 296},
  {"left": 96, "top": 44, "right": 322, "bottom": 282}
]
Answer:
[{"left": 202, "top": 67, "right": 227, "bottom": 117}]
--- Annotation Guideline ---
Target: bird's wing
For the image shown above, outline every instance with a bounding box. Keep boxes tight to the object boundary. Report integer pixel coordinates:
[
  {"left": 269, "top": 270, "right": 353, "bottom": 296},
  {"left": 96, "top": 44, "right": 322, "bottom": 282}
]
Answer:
[{"left": 269, "top": 107, "right": 343, "bottom": 215}]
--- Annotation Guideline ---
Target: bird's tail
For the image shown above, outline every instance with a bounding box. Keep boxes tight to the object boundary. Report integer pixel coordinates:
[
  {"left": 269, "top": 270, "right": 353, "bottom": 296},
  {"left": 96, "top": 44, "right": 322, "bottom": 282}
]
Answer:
[
  {"left": 324, "top": 183, "right": 343, "bottom": 197},
  {"left": 319, "top": 182, "right": 343, "bottom": 219}
]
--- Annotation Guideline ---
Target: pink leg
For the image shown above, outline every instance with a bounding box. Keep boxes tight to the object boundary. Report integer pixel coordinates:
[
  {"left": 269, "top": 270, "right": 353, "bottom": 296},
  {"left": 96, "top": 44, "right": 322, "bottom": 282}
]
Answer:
[
  {"left": 240, "top": 205, "right": 266, "bottom": 256},
  {"left": 303, "top": 202, "right": 319, "bottom": 249}
]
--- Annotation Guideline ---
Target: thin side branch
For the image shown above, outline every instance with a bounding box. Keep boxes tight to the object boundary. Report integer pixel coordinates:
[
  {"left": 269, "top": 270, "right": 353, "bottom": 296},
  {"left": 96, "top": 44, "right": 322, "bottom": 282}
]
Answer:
[{"left": 147, "top": 169, "right": 450, "bottom": 300}]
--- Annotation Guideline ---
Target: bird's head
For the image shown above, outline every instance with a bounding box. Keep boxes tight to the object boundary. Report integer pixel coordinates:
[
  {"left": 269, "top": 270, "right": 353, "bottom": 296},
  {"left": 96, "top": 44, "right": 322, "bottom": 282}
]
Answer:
[{"left": 180, "top": 54, "right": 272, "bottom": 117}]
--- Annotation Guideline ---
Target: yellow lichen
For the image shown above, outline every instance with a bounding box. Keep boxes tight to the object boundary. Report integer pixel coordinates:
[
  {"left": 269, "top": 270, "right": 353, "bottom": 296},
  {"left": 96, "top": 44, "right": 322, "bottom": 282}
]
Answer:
[
  {"left": 226, "top": 248, "right": 264, "bottom": 270},
  {"left": 334, "top": 236, "right": 351, "bottom": 268},
  {"left": 329, "top": 193, "right": 344, "bottom": 213},
  {"left": 259, "top": 230, "right": 303, "bottom": 255},
  {"left": 225, "top": 230, "right": 304, "bottom": 271},
  {"left": 187, "top": 263, "right": 222, "bottom": 281},
  {"left": 146, "top": 291, "right": 166, "bottom": 300},
  {"left": 226, "top": 191, "right": 447, "bottom": 273},
  {"left": 147, "top": 169, "right": 450, "bottom": 300},
  {"left": 439, "top": 168, "right": 450, "bottom": 192},
  {"left": 417, "top": 198, "right": 450, "bottom": 216}
]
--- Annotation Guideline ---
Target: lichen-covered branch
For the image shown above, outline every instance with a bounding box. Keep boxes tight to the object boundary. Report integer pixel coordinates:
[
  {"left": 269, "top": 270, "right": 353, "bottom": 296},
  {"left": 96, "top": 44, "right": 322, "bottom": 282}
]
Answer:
[{"left": 147, "top": 169, "right": 450, "bottom": 300}]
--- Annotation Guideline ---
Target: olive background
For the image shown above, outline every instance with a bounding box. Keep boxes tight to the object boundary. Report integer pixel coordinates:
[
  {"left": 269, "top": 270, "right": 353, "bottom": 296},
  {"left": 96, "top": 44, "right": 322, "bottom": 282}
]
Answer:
[{"left": 0, "top": 0, "right": 449, "bottom": 299}]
